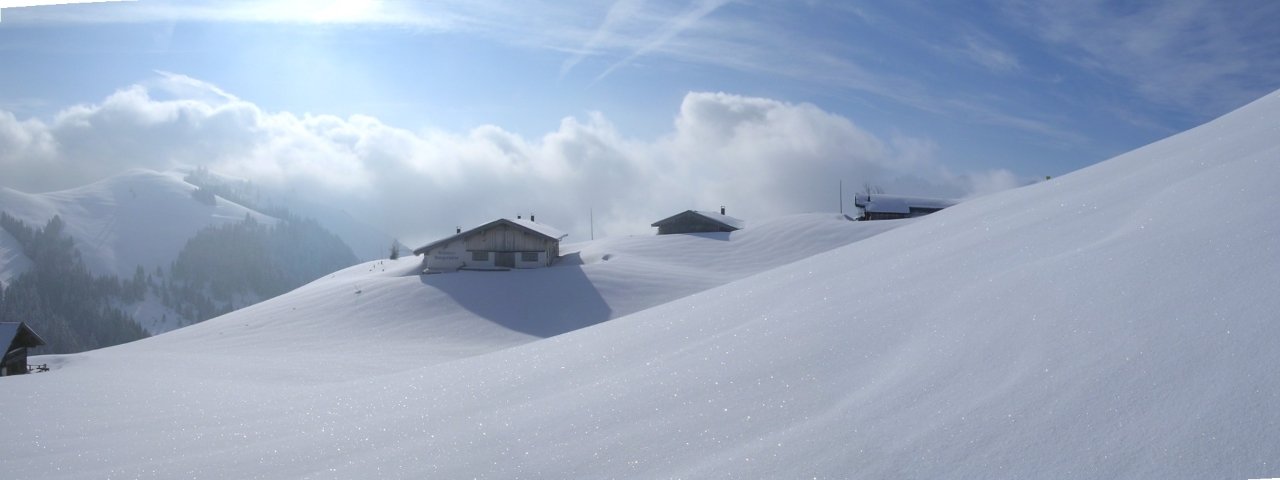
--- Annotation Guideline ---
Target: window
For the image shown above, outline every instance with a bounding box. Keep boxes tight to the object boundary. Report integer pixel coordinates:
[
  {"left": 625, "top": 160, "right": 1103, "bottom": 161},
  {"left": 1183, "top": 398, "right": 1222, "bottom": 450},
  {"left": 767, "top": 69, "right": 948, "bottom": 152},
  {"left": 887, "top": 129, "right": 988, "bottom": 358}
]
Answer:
[
  {"left": 471, "top": 251, "right": 488, "bottom": 262},
  {"left": 521, "top": 252, "right": 539, "bottom": 262}
]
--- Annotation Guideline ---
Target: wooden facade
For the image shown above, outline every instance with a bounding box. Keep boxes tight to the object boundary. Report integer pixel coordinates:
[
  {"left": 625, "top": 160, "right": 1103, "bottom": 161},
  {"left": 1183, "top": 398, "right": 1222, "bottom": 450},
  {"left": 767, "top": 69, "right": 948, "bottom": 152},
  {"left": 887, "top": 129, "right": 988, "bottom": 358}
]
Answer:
[
  {"left": 1, "top": 322, "right": 46, "bottom": 377},
  {"left": 651, "top": 209, "right": 744, "bottom": 235},
  {"left": 414, "top": 218, "right": 566, "bottom": 272}
]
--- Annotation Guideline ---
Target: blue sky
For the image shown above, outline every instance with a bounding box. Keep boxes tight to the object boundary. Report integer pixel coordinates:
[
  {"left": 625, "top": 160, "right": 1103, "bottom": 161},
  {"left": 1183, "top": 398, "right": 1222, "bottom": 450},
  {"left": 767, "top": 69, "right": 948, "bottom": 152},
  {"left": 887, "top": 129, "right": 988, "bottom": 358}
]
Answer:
[{"left": 1, "top": 0, "right": 1278, "bottom": 241}]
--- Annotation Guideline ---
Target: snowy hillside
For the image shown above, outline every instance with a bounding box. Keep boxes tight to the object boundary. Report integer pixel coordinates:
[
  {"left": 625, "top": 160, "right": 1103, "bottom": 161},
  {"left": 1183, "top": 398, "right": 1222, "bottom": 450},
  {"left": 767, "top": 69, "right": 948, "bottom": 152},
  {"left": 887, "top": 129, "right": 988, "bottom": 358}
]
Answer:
[
  {"left": 0, "top": 226, "right": 32, "bottom": 283},
  {"left": 4, "top": 88, "right": 1280, "bottom": 478},
  {"left": 60, "top": 213, "right": 901, "bottom": 376},
  {"left": 0, "top": 169, "right": 273, "bottom": 279},
  {"left": 0, "top": 169, "right": 384, "bottom": 336}
]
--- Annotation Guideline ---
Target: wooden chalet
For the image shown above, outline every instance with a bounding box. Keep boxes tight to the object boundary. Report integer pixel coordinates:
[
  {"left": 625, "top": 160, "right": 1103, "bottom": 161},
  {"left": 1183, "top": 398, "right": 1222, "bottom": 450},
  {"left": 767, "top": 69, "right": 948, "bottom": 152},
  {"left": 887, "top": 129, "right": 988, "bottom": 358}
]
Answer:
[
  {"left": 853, "top": 194, "right": 958, "bottom": 221},
  {"left": 1, "top": 322, "right": 46, "bottom": 376},
  {"left": 651, "top": 207, "right": 744, "bottom": 235},
  {"left": 413, "top": 217, "right": 567, "bottom": 273}
]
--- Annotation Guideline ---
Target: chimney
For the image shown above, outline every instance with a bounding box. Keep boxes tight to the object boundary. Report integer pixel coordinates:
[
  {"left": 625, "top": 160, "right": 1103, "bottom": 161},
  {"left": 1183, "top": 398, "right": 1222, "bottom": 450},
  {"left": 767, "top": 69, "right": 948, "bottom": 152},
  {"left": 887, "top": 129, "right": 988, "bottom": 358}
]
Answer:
[
  {"left": 720, "top": 206, "right": 725, "bottom": 215},
  {"left": 530, "top": 214, "right": 535, "bottom": 222},
  {"left": 456, "top": 226, "right": 461, "bottom": 234}
]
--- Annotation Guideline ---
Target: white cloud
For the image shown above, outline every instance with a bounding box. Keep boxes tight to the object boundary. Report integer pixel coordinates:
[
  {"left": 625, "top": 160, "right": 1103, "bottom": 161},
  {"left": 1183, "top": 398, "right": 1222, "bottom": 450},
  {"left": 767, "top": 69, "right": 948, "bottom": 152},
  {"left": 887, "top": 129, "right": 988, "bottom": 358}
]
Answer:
[
  {"left": 0, "top": 111, "right": 57, "bottom": 179},
  {"left": 0, "top": 74, "right": 1020, "bottom": 244}
]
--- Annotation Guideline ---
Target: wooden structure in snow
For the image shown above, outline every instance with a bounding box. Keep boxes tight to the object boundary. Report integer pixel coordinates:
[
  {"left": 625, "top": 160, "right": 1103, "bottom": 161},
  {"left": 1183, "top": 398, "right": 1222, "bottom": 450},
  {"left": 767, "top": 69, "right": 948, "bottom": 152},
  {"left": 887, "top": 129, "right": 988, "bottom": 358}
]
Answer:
[
  {"left": 1, "top": 322, "right": 46, "bottom": 376},
  {"left": 853, "top": 194, "right": 957, "bottom": 221},
  {"left": 651, "top": 208, "right": 744, "bottom": 235},
  {"left": 413, "top": 217, "right": 567, "bottom": 273}
]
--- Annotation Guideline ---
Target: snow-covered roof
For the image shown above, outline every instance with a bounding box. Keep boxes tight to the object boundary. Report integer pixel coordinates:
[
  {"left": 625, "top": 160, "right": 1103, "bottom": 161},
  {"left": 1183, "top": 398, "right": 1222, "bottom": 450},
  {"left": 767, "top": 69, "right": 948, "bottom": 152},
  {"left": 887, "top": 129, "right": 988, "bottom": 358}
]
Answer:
[
  {"left": 504, "top": 218, "right": 567, "bottom": 241},
  {"left": 0, "top": 321, "right": 46, "bottom": 350},
  {"left": 413, "top": 218, "right": 567, "bottom": 255},
  {"left": 651, "top": 210, "right": 745, "bottom": 230},
  {"left": 853, "top": 194, "right": 958, "bottom": 214}
]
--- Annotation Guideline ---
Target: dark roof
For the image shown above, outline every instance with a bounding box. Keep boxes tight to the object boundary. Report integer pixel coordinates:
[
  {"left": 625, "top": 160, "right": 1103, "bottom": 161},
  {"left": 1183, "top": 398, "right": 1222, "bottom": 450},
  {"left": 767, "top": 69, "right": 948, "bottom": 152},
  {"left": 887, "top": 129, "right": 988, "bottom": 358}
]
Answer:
[
  {"left": 413, "top": 218, "right": 568, "bottom": 256},
  {"left": 1, "top": 322, "right": 46, "bottom": 350},
  {"left": 853, "top": 194, "right": 958, "bottom": 214},
  {"left": 650, "top": 210, "right": 745, "bottom": 231}
]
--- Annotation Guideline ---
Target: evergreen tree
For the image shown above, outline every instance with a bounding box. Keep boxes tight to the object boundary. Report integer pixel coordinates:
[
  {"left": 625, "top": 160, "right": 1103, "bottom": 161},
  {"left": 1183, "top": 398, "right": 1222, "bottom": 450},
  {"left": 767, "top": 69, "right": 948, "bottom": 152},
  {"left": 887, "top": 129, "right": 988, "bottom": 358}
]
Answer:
[
  {"left": 159, "top": 212, "right": 358, "bottom": 325},
  {"left": 0, "top": 212, "right": 149, "bottom": 353}
]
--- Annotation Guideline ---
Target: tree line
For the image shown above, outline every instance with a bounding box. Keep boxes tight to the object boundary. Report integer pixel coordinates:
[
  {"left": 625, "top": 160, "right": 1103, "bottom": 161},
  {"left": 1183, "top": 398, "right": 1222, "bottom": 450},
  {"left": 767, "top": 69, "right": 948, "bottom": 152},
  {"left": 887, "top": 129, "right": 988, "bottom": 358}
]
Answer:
[
  {"left": 156, "top": 213, "right": 358, "bottom": 324},
  {"left": 0, "top": 213, "right": 149, "bottom": 354},
  {"left": 1, "top": 207, "right": 359, "bottom": 353}
]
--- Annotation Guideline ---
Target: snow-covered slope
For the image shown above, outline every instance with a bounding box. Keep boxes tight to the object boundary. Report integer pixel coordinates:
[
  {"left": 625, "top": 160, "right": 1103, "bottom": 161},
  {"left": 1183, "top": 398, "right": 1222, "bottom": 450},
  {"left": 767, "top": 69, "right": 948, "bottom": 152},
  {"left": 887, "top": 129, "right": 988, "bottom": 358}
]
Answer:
[
  {"left": 4, "top": 88, "right": 1280, "bottom": 478},
  {"left": 53, "top": 213, "right": 900, "bottom": 378},
  {"left": 0, "top": 212, "right": 904, "bottom": 478},
  {"left": 0, "top": 169, "right": 273, "bottom": 279}
]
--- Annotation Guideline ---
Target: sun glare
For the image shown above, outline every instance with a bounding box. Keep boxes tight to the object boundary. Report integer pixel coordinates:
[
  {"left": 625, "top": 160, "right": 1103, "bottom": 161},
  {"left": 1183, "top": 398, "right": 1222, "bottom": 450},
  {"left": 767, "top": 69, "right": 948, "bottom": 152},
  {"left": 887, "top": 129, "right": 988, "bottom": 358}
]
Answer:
[{"left": 310, "top": 0, "right": 378, "bottom": 23}]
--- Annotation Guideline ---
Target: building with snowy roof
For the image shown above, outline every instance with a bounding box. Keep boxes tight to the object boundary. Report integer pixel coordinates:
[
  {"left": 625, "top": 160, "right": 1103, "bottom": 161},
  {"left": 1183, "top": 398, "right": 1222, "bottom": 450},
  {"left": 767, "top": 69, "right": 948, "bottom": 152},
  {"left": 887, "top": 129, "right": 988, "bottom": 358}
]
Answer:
[
  {"left": 413, "top": 217, "right": 567, "bottom": 273},
  {"left": 853, "top": 194, "right": 958, "bottom": 221},
  {"left": 651, "top": 208, "right": 744, "bottom": 235},
  {"left": 1, "top": 322, "right": 46, "bottom": 377}
]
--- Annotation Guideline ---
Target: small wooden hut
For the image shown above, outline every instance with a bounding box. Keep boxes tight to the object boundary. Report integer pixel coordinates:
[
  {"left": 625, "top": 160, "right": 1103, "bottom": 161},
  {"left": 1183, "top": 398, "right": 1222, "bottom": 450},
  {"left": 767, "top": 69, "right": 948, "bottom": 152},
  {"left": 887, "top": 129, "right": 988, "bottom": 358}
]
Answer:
[
  {"left": 1, "top": 322, "right": 46, "bottom": 376},
  {"left": 651, "top": 207, "right": 744, "bottom": 235},
  {"left": 413, "top": 217, "right": 567, "bottom": 273}
]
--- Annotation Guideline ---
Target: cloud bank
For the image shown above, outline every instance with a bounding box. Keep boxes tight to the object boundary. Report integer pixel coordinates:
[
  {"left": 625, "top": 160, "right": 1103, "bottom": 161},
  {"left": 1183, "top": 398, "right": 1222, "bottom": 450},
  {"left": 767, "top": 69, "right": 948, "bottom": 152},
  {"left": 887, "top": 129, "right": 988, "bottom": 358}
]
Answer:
[{"left": 0, "top": 74, "right": 1019, "bottom": 243}]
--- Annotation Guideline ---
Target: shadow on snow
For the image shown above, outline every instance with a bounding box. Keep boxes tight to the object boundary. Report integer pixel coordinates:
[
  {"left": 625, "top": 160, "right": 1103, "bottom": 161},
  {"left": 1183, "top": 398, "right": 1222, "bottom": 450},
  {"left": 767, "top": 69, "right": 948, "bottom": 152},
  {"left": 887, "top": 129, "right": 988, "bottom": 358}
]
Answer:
[{"left": 418, "top": 257, "right": 613, "bottom": 338}]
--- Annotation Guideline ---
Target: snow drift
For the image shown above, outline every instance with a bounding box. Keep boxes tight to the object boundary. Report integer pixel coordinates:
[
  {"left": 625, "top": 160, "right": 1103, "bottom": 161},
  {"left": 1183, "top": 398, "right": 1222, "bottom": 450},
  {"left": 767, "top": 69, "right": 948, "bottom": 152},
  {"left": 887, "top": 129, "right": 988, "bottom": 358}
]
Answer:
[{"left": 3, "top": 88, "right": 1280, "bottom": 478}]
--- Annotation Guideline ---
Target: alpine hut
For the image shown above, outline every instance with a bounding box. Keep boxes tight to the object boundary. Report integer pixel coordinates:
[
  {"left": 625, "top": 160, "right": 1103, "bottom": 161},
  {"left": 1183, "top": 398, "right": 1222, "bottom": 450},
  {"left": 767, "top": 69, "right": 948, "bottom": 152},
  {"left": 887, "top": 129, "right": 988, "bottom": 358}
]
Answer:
[
  {"left": 1, "top": 322, "right": 46, "bottom": 376},
  {"left": 853, "top": 194, "right": 957, "bottom": 221},
  {"left": 651, "top": 207, "right": 744, "bottom": 235},
  {"left": 413, "top": 217, "right": 567, "bottom": 273}
]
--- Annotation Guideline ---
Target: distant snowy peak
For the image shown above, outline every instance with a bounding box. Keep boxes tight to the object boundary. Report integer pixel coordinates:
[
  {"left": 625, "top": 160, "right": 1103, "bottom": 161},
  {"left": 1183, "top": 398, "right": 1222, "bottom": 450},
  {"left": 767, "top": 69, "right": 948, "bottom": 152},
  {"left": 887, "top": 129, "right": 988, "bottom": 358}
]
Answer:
[{"left": 0, "top": 169, "right": 273, "bottom": 278}]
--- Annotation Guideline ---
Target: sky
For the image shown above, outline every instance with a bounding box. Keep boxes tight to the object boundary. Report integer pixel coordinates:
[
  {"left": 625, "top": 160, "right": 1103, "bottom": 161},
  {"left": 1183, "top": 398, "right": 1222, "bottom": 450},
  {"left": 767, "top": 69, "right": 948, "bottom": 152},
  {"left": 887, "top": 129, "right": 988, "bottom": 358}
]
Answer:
[{"left": 1, "top": 0, "right": 1278, "bottom": 245}]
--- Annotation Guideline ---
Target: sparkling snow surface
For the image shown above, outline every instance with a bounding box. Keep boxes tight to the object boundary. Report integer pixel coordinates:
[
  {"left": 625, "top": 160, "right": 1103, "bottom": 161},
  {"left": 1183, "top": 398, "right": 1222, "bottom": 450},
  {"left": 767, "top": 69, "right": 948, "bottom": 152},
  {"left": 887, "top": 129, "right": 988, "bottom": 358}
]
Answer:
[{"left": 4, "top": 89, "right": 1280, "bottom": 478}]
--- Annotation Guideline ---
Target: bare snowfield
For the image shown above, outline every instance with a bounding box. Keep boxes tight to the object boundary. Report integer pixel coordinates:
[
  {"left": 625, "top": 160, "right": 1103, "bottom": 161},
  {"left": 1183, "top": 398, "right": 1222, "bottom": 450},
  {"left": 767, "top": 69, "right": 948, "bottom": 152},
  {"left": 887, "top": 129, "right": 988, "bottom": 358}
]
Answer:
[{"left": 3, "top": 88, "right": 1280, "bottom": 478}]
